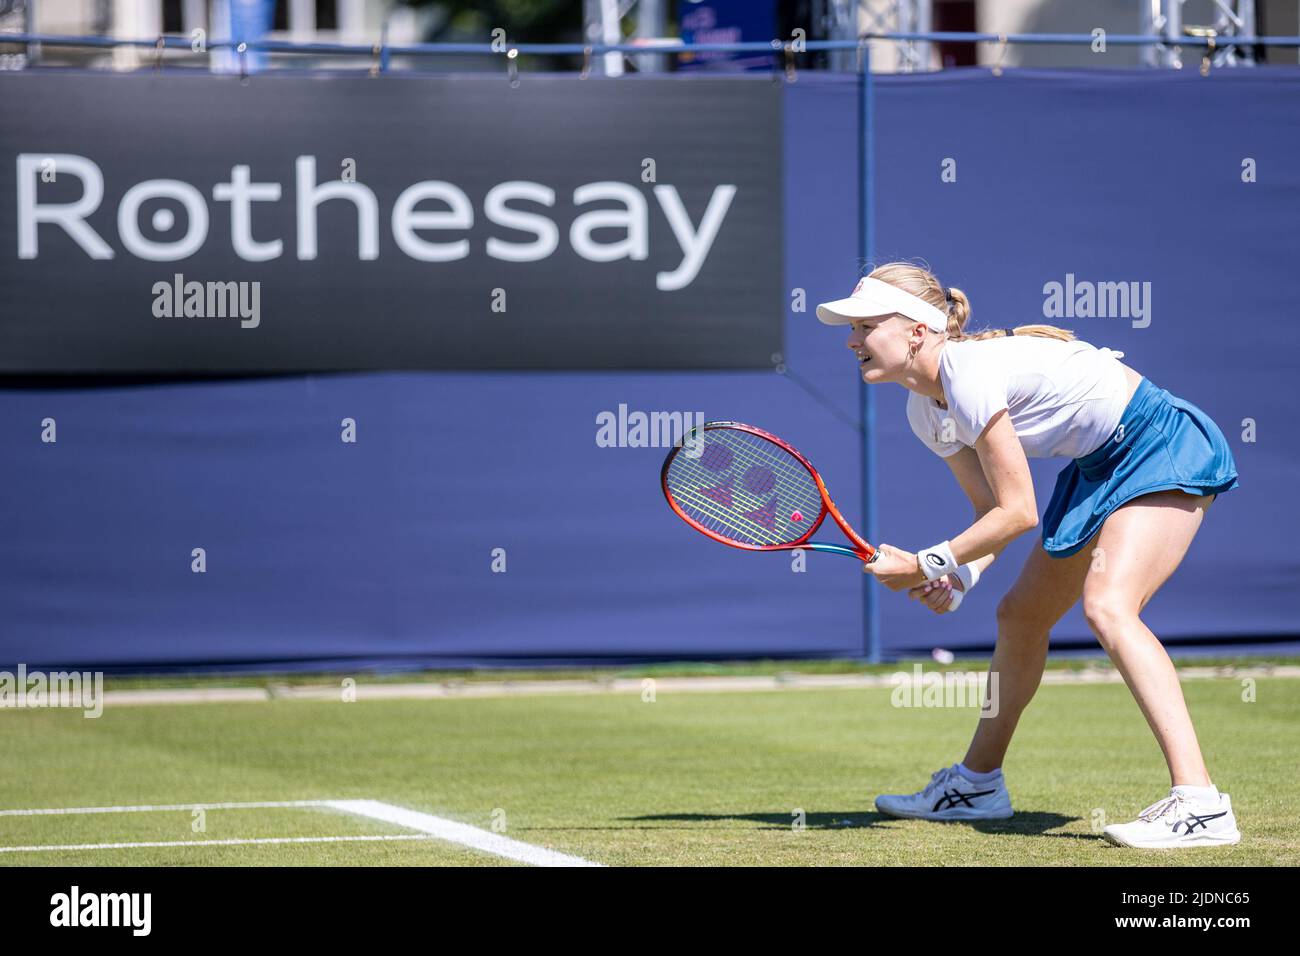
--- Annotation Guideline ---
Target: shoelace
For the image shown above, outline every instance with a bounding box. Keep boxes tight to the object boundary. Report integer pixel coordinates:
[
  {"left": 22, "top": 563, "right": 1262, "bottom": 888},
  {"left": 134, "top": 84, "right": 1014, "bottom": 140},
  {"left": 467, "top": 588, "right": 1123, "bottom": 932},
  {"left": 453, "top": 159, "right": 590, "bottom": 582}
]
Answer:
[
  {"left": 922, "top": 765, "right": 959, "bottom": 796},
  {"left": 1137, "top": 794, "right": 1188, "bottom": 824}
]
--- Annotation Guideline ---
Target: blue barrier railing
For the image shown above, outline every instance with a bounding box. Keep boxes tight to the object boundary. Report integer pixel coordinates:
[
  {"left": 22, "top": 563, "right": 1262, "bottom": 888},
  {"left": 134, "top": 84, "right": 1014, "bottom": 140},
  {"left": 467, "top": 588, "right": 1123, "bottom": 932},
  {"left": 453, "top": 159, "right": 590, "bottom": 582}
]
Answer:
[{"left": 6, "top": 31, "right": 1300, "bottom": 61}]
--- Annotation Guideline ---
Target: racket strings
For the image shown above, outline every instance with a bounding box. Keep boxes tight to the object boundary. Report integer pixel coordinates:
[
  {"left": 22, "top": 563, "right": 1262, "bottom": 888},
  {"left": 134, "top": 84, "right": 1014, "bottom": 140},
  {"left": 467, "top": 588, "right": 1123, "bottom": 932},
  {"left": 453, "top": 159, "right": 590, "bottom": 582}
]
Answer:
[
  {"left": 671, "top": 442, "right": 817, "bottom": 544},
  {"left": 671, "top": 483, "right": 791, "bottom": 544},
  {"left": 665, "top": 427, "right": 823, "bottom": 547},
  {"left": 670, "top": 483, "right": 793, "bottom": 544},
  {"left": 670, "top": 477, "right": 793, "bottom": 544}
]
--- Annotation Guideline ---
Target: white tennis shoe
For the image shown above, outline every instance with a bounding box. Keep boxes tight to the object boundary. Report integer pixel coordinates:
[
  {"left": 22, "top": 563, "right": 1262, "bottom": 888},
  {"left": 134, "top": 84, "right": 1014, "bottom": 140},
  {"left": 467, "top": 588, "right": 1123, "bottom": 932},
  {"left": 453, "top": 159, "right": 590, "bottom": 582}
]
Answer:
[
  {"left": 875, "top": 764, "right": 1013, "bottom": 821},
  {"left": 1103, "top": 787, "right": 1241, "bottom": 848}
]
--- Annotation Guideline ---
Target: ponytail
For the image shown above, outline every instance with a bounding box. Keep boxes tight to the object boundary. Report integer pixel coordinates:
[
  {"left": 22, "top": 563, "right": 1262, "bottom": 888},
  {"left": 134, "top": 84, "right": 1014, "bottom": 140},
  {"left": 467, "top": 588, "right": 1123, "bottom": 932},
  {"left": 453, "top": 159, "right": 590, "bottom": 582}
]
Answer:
[
  {"left": 959, "top": 323, "right": 1075, "bottom": 343},
  {"left": 865, "top": 261, "right": 1075, "bottom": 343}
]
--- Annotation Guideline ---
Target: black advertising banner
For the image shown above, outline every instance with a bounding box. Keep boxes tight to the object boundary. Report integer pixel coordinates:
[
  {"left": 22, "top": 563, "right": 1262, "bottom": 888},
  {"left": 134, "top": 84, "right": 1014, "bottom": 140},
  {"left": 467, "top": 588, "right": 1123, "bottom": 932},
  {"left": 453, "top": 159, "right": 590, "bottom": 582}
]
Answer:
[{"left": 0, "top": 72, "right": 782, "bottom": 372}]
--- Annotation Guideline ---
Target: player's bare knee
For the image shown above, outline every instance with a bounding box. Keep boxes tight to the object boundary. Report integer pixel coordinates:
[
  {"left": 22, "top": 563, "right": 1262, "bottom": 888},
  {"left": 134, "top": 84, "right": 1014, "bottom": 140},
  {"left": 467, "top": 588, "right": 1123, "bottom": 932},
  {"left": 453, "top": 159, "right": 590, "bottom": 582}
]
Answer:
[
  {"left": 994, "top": 592, "right": 1021, "bottom": 627},
  {"left": 995, "top": 591, "right": 1048, "bottom": 639},
  {"left": 1082, "top": 592, "right": 1137, "bottom": 642}
]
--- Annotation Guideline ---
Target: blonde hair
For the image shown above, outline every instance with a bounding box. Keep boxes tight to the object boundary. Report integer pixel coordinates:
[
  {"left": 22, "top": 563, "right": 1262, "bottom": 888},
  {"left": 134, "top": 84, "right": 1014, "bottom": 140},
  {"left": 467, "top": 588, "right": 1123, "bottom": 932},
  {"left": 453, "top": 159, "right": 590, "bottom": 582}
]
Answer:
[{"left": 866, "top": 261, "right": 1074, "bottom": 343}]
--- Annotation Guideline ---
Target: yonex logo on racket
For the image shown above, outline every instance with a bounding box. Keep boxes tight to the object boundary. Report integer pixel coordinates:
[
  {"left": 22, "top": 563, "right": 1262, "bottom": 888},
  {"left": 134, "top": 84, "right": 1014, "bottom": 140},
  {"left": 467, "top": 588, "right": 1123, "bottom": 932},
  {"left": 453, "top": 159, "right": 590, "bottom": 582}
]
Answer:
[{"left": 661, "top": 422, "right": 879, "bottom": 561}]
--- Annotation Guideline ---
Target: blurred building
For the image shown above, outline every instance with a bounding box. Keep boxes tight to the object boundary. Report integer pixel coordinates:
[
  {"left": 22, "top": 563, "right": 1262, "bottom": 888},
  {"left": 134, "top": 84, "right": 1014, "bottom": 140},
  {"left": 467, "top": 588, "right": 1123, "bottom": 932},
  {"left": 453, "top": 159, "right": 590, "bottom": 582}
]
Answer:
[
  {"left": 862, "top": 0, "right": 1297, "bottom": 71},
  {"left": 5, "top": 0, "right": 1298, "bottom": 71},
  {"left": 12, "top": 0, "right": 429, "bottom": 69}
]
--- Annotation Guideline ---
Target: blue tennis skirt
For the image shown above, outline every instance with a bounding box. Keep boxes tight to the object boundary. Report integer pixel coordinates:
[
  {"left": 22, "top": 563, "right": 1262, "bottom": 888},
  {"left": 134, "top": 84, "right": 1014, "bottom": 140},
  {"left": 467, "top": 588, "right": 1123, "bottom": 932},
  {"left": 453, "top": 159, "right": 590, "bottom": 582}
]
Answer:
[{"left": 1041, "top": 377, "right": 1239, "bottom": 558}]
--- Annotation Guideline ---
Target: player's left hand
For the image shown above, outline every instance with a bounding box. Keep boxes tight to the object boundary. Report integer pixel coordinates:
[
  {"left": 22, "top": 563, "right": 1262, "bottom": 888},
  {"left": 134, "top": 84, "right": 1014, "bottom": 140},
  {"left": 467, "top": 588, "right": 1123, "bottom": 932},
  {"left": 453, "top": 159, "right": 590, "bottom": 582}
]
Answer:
[
  {"left": 908, "top": 577, "right": 957, "bottom": 613},
  {"left": 863, "top": 543, "right": 927, "bottom": 591}
]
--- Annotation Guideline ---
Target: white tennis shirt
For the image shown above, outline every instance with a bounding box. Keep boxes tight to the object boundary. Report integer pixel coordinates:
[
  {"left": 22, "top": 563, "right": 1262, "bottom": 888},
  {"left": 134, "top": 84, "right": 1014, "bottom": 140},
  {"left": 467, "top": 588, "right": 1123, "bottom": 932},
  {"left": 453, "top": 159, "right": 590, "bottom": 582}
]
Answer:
[{"left": 906, "top": 336, "right": 1130, "bottom": 460}]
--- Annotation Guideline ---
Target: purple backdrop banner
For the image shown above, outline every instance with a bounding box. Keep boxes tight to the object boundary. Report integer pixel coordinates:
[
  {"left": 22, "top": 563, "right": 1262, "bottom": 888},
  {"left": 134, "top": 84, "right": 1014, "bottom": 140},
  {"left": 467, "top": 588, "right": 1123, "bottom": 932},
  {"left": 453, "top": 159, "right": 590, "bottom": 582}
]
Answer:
[{"left": 1, "top": 70, "right": 1297, "bottom": 672}]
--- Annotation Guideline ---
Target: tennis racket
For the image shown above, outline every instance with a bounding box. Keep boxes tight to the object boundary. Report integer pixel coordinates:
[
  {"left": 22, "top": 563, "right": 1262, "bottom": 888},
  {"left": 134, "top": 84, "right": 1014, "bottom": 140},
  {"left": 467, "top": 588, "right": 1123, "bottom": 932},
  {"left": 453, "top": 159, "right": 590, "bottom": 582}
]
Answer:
[{"left": 661, "top": 421, "right": 880, "bottom": 563}]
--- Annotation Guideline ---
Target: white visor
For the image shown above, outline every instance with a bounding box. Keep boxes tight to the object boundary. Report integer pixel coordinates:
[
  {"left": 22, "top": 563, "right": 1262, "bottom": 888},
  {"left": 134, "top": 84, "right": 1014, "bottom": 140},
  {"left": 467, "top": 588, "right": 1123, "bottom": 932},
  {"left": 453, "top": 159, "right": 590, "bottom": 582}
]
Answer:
[{"left": 816, "top": 277, "right": 949, "bottom": 333}]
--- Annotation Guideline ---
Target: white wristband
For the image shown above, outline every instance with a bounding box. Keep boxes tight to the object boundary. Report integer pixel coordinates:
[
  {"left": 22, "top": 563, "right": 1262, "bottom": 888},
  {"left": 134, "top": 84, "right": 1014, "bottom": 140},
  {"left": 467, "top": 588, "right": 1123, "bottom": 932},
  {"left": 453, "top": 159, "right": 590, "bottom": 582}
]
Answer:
[
  {"left": 917, "top": 540, "right": 959, "bottom": 581},
  {"left": 945, "top": 562, "right": 980, "bottom": 613},
  {"left": 954, "top": 561, "right": 981, "bottom": 591}
]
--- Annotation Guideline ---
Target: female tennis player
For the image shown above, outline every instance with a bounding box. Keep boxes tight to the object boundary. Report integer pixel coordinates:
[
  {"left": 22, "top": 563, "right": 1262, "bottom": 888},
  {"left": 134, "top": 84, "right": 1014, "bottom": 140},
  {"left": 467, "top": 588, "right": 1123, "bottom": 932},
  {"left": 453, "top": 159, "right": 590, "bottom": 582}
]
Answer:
[{"left": 816, "top": 262, "right": 1241, "bottom": 848}]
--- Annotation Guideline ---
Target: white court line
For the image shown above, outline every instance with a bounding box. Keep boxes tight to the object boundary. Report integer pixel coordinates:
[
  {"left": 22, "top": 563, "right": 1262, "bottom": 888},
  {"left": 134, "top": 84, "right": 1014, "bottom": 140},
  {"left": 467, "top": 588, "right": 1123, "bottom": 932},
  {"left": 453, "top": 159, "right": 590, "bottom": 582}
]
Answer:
[
  {"left": 0, "top": 834, "right": 434, "bottom": 853},
  {"left": 0, "top": 798, "right": 603, "bottom": 867},
  {"left": 325, "top": 799, "right": 603, "bottom": 868}
]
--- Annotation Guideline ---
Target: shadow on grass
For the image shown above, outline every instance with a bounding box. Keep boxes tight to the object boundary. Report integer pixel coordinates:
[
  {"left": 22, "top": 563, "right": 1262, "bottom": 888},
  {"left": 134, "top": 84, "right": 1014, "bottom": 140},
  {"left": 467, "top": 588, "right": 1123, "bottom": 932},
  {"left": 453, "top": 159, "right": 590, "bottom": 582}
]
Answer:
[{"left": 617, "top": 810, "right": 1096, "bottom": 838}]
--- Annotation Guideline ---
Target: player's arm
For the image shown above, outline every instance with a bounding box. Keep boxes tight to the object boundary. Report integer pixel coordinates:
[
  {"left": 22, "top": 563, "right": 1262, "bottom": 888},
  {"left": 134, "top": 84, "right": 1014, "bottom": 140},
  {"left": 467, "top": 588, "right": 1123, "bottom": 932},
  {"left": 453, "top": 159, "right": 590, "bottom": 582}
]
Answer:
[
  {"left": 940, "top": 445, "right": 1000, "bottom": 579},
  {"left": 906, "top": 444, "right": 1007, "bottom": 612},
  {"left": 946, "top": 409, "right": 1038, "bottom": 566},
  {"left": 871, "top": 402, "right": 1035, "bottom": 592}
]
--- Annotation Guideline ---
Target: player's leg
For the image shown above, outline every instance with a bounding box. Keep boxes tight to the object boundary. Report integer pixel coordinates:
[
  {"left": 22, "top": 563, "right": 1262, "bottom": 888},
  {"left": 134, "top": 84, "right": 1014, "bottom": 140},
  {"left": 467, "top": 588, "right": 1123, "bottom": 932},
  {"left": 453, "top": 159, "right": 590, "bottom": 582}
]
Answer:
[
  {"left": 875, "top": 541, "right": 1091, "bottom": 821},
  {"left": 1080, "top": 490, "right": 1213, "bottom": 786},
  {"left": 960, "top": 541, "right": 1094, "bottom": 772},
  {"left": 1081, "top": 490, "right": 1240, "bottom": 847}
]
